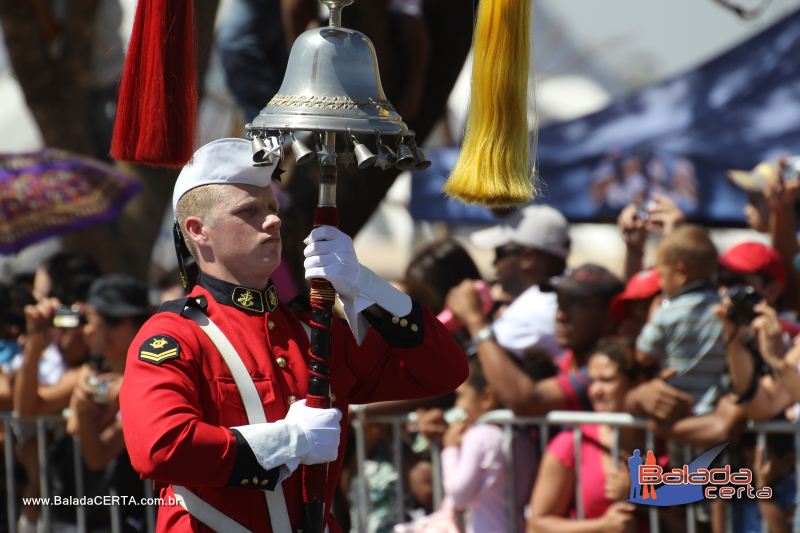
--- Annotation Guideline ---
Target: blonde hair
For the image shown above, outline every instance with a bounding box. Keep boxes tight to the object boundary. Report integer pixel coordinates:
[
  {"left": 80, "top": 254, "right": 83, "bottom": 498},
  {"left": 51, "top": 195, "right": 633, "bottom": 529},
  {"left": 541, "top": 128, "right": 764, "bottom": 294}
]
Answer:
[
  {"left": 656, "top": 224, "right": 718, "bottom": 282},
  {"left": 175, "top": 184, "right": 226, "bottom": 258},
  {"left": 443, "top": 0, "right": 534, "bottom": 206}
]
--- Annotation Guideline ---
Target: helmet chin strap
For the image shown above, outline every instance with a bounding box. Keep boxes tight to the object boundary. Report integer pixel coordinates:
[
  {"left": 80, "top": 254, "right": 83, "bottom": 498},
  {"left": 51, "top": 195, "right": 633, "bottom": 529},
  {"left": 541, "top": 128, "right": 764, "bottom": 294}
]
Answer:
[{"left": 173, "top": 221, "right": 199, "bottom": 293}]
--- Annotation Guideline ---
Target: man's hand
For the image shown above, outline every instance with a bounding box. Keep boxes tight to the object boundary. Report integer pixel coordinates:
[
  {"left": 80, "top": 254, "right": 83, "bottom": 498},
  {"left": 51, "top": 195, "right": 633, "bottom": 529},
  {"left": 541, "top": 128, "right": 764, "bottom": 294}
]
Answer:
[
  {"left": 23, "top": 298, "right": 60, "bottom": 357},
  {"left": 751, "top": 302, "right": 785, "bottom": 369},
  {"left": 284, "top": 399, "right": 342, "bottom": 465},
  {"left": 764, "top": 157, "right": 800, "bottom": 212},
  {"left": 617, "top": 203, "right": 647, "bottom": 252},
  {"left": 303, "top": 226, "right": 359, "bottom": 299},
  {"left": 414, "top": 408, "right": 447, "bottom": 446},
  {"left": 626, "top": 370, "right": 692, "bottom": 424},
  {"left": 646, "top": 193, "right": 685, "bottom": 235},
  {"left": 444, "top": 280, "right": 486, "bottom": 333}
]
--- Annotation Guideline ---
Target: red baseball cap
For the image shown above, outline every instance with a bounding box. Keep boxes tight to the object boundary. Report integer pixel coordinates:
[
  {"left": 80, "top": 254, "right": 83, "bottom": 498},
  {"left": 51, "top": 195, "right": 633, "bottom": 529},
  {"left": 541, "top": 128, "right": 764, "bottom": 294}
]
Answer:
[
  {"left": 719, "top": 242, "right": 786, "bottom": 290},
  {"left": 610, "top": 268, "right": 661, "bottom": 321}
]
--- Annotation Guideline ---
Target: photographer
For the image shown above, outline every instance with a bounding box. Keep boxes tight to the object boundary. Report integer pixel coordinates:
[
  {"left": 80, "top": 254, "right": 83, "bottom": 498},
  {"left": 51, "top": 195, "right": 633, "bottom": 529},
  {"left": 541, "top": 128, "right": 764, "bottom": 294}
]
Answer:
[
  {"left": 720, "top": 297, "right": 800, "bottom": 422},
  {"left": 67, "top": 274, "right": 150, "bottom": 468},
  {"left": 55, "top": 275, "right": 151, "bottom": 532},
  {"left": 13, "top": 298, "right": 89, "bottom": 418},
  {"left": 617, "top": 193, "right": 686, "bottom": 280}
]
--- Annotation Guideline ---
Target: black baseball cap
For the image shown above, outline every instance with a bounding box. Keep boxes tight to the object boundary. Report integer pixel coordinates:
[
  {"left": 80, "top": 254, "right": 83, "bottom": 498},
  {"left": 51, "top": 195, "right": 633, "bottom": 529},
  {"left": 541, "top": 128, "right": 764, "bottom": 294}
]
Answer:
[{"left": 87, "top": 275, "right": 150, "bottom": 318}]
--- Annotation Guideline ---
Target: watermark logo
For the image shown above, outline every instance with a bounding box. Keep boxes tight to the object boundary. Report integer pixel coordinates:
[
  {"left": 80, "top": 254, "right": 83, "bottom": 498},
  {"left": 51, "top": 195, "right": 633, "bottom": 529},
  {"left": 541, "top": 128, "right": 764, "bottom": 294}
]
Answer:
[{"left": 627, "top": 444, "right": 772, "bottom": 506}]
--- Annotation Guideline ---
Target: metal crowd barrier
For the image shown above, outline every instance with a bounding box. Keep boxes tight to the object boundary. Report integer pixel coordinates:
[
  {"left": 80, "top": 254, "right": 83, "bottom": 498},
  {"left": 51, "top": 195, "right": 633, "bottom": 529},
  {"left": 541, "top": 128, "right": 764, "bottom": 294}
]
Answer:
[
  {"left": 1, "top": 411, "right": 155, "bottom": 533},
  {"left": 349, "top": 408, "right": 800, "bottom": 533},
  {"left": 5, "top": 408, "right": 799, "bottom": 533}
]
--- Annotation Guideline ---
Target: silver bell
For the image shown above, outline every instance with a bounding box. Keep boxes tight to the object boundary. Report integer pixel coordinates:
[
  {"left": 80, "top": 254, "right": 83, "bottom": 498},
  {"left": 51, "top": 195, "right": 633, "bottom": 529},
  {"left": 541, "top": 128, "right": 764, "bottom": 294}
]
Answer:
[
  {"left": 395, "top": 142, "right": 416, "bottom": 171},
  {"left": 375, "top": 142, "right": 396, "bottom": 170},
  {"left": 413, "top": 144, "right": 432, "bottom": 171},
  {"left": 251, "top": 137, "right": 269, "bottom": 164},
  {"left": 353, "top": 138, "right": 376, "bottom": 169},
  {"left": 291, "top": 133, "right": 315, "bottom": 165}
]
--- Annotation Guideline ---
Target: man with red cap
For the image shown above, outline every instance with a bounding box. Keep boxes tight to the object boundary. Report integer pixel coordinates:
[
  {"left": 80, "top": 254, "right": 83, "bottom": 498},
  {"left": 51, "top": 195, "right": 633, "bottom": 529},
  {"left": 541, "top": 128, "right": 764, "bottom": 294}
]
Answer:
[
  {"left": 719, "top": 241, "right": 787, "bottom": 306},
  {"left": 119, "top": 138, "right": 467, "bottom": 532}
]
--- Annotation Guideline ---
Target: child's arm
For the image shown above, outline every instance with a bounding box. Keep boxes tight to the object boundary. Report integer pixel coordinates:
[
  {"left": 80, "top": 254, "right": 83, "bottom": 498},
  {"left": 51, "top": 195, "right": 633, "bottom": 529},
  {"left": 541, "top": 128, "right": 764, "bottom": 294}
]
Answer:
[
  {"left": 441, "top": 425, "right": 497, "bottom": 509},
  {"left": 635, "top": 310, "right": 667, "bottom": 372}
]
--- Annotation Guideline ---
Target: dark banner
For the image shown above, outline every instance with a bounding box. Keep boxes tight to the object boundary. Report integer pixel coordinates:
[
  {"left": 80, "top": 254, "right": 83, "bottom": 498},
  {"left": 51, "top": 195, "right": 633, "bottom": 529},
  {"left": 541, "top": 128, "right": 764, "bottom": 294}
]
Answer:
[{"left": 412, "top": 8, "right": 800, "bottom": 225}]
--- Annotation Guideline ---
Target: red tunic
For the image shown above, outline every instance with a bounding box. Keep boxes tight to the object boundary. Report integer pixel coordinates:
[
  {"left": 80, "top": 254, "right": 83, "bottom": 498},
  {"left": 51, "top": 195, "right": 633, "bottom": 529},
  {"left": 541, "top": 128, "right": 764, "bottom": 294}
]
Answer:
[{"left": 119, "top": 278, "right": 467, "bottom": 532}]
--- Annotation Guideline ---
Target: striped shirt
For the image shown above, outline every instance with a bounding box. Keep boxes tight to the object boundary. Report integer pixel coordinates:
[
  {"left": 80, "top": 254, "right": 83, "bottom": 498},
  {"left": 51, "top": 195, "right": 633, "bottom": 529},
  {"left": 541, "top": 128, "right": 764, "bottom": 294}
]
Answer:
[{"left": 637, "top": 282, "right": 726, "bottom": 414}]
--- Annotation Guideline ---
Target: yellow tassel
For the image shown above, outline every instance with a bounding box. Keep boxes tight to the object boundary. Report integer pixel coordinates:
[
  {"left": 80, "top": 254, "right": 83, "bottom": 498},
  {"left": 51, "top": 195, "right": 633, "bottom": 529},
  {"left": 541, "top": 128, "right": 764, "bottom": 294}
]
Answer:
[{"left": 443, "top": 0, "right": 534, "bottom": 207}]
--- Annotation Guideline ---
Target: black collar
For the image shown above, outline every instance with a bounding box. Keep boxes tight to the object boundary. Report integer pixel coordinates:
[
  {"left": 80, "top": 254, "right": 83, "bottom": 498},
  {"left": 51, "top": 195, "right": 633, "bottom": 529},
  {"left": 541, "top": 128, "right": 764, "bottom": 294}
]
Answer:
[{"left": 198, "top": 273, "right": 279, "bottom": 314}]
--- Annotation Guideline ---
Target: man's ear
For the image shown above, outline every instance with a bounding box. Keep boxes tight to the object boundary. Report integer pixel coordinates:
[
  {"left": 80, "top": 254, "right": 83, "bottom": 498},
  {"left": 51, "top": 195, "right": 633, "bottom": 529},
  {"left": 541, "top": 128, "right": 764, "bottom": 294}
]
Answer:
[
  {"left": 519, "top": 249, "right": 538, "bottom": 270},
  {"left": 183, "top": 216, "right": 206, "bottom": 248}
]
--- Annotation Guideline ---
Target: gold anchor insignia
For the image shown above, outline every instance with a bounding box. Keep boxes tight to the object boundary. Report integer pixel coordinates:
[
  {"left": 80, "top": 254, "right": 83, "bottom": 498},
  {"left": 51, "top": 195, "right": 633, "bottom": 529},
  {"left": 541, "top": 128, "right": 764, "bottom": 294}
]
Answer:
[
  {"left": 267, "top": 287, "right": 278, "bottom": 310},
  {"left": 237, "top": 290, "right": 255, "bottom": 308},
  {"left": 150, "top": 338, "right": 169, "bottom": 350}
]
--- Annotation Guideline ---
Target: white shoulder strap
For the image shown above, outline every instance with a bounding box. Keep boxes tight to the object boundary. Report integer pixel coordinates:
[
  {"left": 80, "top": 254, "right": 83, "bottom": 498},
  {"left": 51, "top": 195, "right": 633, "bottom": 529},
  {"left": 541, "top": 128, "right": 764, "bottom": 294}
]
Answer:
[
  {"left": 171, "top": 306, "right": 293, "bottom": 533},
  {"left": 173, "top": 485, "right": 250, "bottom": 533}
]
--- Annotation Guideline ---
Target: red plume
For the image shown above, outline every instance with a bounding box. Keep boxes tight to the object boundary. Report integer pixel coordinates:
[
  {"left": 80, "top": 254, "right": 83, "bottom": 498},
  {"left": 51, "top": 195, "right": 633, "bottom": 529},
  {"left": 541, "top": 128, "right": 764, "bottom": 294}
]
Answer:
[{"left": 110, "top": 0, "right": 197, "bottom": 167}]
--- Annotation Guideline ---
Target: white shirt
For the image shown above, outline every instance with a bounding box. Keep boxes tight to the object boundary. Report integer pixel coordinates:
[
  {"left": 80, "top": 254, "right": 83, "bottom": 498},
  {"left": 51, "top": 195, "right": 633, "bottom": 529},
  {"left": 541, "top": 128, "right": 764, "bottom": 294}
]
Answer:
[{"left": 492, "top": 285, "right": 560, "bottom": 357}]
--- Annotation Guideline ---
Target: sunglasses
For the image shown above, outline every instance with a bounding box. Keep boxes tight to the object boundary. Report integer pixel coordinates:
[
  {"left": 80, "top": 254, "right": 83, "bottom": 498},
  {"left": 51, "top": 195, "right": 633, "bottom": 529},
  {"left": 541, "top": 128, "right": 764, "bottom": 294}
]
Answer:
[{"left": 494, "top": 246, "right": 526, "bottom": 262}]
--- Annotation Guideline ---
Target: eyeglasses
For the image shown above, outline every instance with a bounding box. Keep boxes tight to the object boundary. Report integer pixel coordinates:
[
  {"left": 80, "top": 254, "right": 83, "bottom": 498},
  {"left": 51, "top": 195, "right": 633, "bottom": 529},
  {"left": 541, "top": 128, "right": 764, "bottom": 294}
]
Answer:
[{"left": 494, "top": 246, "right": 526, "bottom": 262}]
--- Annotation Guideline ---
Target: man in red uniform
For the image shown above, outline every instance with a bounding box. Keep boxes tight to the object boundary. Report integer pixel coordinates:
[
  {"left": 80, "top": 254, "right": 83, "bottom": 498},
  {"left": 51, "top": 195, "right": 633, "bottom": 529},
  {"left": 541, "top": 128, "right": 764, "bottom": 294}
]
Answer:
[{"left": 119, "top": 138, "right": 468, "bottom": 532}]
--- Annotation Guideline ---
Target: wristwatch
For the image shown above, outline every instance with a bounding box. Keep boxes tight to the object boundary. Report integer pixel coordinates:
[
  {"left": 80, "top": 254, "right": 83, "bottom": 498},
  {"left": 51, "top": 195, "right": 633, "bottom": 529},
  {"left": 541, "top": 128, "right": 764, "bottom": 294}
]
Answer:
[{"left": 471, "top": 325, "right": 495, "bottom": 347}]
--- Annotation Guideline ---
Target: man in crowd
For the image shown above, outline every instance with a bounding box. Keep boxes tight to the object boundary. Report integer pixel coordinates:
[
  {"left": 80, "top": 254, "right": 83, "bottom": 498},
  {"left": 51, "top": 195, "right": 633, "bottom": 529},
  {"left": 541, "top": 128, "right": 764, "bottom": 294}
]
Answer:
[
  {"left": 445, "top": 263, "right": 623, "bottom": 414},
  {"left": 119, "top": 138, "right": 467, "bottom": 532},
  {"left": 468, "top": 204, "right": 570, "bottom": 357}
]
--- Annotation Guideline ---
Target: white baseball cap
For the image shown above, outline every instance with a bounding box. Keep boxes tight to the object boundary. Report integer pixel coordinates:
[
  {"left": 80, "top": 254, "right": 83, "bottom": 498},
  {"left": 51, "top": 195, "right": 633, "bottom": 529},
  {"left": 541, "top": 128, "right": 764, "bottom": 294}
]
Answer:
[
  {"left": 172, "top": 138, "right": 279, "bottom": 216},
  {"left": 470, "top": 204, "right": 570, "bottom": 258}
]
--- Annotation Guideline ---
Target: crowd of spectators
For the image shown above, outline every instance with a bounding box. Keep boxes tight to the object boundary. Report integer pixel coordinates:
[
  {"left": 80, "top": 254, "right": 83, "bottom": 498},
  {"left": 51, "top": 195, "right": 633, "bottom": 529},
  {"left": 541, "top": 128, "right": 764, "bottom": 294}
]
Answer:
[{"left": 1, "top": 156, "right": 799, "bottom": 533}]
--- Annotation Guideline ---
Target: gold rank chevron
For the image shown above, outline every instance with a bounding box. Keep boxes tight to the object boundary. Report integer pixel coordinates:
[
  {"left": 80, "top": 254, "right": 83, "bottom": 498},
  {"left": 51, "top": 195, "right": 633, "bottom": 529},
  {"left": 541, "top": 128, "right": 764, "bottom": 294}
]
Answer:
[{"left": 139, "top": 348, "right": 178, "bottom": 363}]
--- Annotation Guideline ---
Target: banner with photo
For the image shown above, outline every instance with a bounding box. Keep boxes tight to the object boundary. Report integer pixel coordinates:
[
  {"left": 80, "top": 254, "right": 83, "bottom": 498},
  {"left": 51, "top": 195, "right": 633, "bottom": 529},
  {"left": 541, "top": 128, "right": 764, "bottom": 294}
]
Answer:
[{"left": 411, "top": 7, "right": 800, "bottom": 225}]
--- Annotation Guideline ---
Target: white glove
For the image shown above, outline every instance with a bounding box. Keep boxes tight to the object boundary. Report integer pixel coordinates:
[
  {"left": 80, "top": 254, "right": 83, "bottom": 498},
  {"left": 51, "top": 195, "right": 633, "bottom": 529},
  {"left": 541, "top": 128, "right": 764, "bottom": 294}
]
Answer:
[
  {"left": 304, "top": 226, "right": 412, "bottom": 344},
  {"left": 232, "top": 401, "right": 342, "bottom": 477},
  {"left": 284, "top": 399, "right": 342, "bottom": 465},
  {"left": 303, "top": 225, "right": 359, "bottom": 298}
]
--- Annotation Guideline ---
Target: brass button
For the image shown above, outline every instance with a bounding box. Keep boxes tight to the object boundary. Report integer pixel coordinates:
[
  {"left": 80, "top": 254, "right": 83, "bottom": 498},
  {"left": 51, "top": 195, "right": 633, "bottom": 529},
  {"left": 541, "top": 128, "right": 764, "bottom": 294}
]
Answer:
[
  {"left": 252, "top": 476, "right": 259, "bottom": 485},
  {"left": 268, "top": 320, "right": 275, "bottom": 330},
  {"left": 330, "top": 393, "right": 336, "bottom": 402},
  {"left": 391, "top": 316, "right": 400, "bottom": 324},
  {"left": 260, "top": 479, "right": 269, "bottom": 487},
  {"left": 241, "top": 478, "right": 249, "bottom": 486},
  {"left": 288, "top": 395, "right": 297, "bottom": 405},
  {"left": 400, "top": 318, "right": 408, "bottom": 327},
  {"left": 410, "top": 324, "right": 419, "bottom": 332},
  {"left": 276, "top": 356, "right": 287, "bottom": 368}
]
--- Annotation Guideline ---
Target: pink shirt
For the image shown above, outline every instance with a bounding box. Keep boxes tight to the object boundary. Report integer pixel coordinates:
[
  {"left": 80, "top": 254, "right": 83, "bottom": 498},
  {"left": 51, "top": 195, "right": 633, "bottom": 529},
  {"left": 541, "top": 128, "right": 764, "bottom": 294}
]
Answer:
[
  {"left": 547, "top": 424, "right": 614, "bottom": 519},
  {"left": 441, "top": 424, "right": 536, "bottom": 533}
]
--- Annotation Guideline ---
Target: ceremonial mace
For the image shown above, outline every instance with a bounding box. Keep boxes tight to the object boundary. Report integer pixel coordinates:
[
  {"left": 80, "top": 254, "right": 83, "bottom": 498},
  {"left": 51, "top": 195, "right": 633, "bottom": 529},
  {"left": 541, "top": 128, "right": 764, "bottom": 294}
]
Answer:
[{"left": 246, "top": 1, "right": 429, "bottom": 530}]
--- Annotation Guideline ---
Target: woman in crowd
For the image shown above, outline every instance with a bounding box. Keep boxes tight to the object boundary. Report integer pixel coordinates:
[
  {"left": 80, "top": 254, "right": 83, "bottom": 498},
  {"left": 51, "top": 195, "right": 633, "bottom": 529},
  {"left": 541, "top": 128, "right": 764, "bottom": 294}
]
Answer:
[{"left": 527, "top": 336, "right": 655, "bottom": 533}]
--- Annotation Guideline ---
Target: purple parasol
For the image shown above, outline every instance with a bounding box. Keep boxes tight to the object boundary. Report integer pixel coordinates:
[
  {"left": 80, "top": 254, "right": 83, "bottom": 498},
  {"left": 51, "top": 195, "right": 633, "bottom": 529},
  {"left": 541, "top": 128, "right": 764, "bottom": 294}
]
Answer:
[{"left": 0, "top": 148, "right": 142, "bottom": 254}]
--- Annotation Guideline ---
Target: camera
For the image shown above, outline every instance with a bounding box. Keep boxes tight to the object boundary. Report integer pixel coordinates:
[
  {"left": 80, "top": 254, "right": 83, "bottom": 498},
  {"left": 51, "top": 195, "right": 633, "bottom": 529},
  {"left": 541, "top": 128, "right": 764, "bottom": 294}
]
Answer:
[
  {"left": 86, "top": 374, "right": 110, "bottom": 404},
  {"left": 726, "top": 285, "right": 762, "bottom": 325},
  {"left": 52, "top": 305, "right": 86, "bottom": 328},
  {"left": 634, "top": 199, "right": 655, "bottom": 222},
  {"left": 782, "top": 156, "right": 800, "bottom": 181}
]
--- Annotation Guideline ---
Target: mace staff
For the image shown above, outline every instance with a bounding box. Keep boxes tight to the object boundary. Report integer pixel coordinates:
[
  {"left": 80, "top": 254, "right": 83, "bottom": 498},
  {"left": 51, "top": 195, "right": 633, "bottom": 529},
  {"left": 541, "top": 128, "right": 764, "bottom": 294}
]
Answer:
[{"left": 246, "top": 2, "right": 429, "bottom": 530}]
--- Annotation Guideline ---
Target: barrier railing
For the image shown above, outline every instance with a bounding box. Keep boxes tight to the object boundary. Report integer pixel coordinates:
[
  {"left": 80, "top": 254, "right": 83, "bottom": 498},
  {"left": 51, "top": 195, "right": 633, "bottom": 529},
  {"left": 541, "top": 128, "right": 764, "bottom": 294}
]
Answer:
[
  {"left": 4, "top": 408, "right": 798, "bottom": 533},
  {"left": 349, "top": 408, "right": 800, "bottom": 533},
  {"left": 0, "top": 411, "right": 155, "bottom": 533}
]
